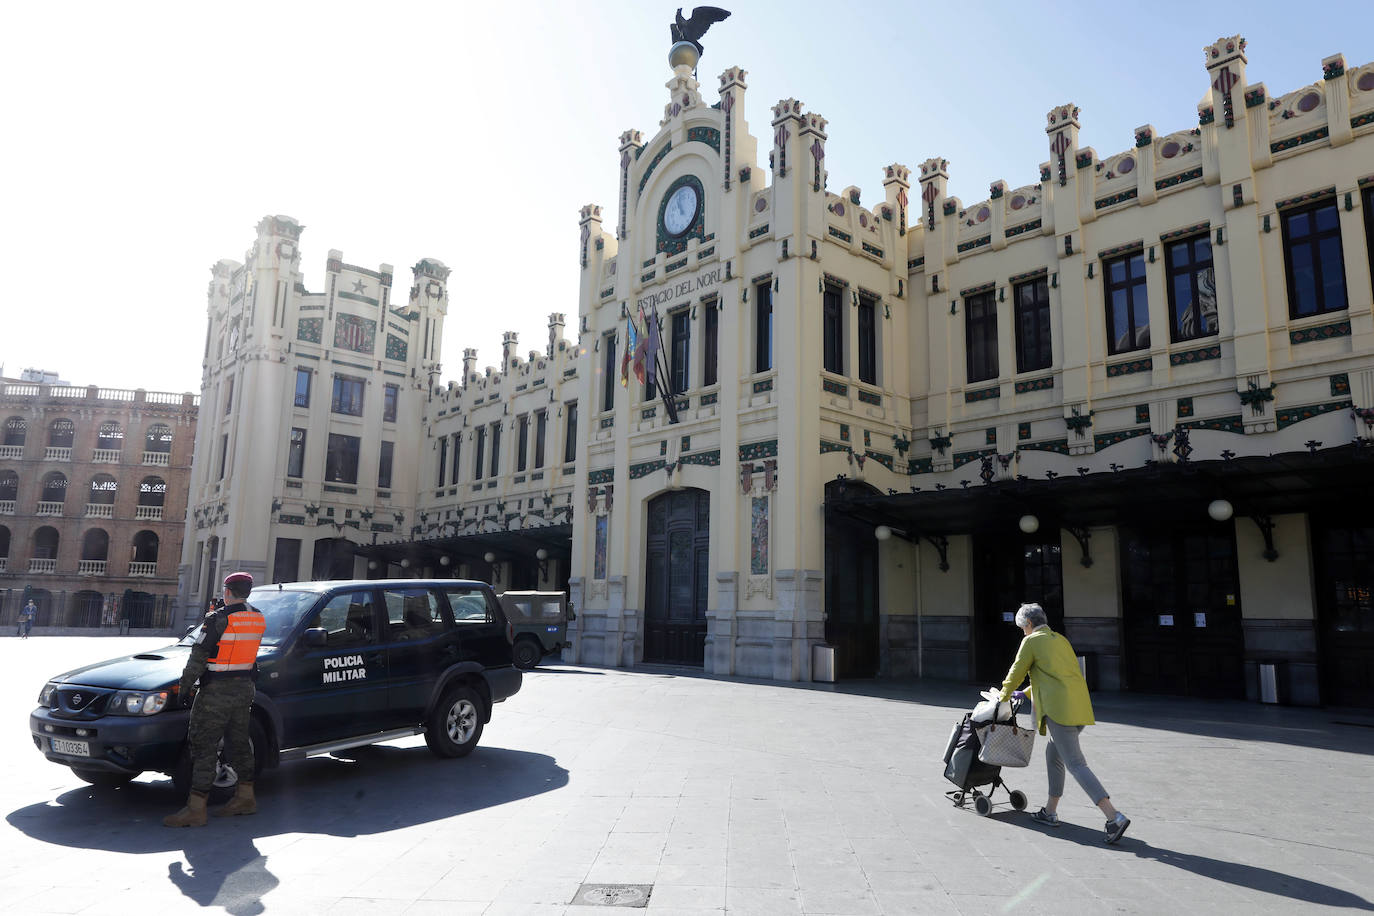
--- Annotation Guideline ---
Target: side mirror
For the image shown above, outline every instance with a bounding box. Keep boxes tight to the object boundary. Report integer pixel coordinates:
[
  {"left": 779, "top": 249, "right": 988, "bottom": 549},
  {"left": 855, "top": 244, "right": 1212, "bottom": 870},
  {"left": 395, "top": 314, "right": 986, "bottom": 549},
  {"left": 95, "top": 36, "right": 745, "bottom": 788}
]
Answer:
[
  {"left": 185, "top": 625, "right": 197, "bottom": 636},
  {"left": 302, "top": 628, "right": 328, "bottom": 648}
]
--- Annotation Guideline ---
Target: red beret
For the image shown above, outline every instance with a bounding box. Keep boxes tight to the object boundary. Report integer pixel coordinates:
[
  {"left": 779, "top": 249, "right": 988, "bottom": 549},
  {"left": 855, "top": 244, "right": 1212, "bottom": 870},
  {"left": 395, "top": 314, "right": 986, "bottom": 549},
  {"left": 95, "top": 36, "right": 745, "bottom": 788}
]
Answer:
[{"left": 223, "top": 572, "right": 254, "bottom": 588}]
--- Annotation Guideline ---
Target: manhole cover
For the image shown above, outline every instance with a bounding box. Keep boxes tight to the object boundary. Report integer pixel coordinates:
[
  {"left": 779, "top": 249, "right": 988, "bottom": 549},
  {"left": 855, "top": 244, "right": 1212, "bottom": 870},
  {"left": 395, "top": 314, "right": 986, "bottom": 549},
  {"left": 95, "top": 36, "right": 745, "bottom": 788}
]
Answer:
[{"left": 572, "top": 883, "right": 653, "bottom": 907}]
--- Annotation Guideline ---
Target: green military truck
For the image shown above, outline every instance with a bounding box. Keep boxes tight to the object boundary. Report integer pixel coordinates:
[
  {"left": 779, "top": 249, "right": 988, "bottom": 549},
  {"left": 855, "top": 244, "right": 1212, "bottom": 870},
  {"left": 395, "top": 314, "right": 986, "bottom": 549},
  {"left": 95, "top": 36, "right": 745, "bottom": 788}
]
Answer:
[{"left": 499, "top": 591, "right": 573, "bottom": 670}]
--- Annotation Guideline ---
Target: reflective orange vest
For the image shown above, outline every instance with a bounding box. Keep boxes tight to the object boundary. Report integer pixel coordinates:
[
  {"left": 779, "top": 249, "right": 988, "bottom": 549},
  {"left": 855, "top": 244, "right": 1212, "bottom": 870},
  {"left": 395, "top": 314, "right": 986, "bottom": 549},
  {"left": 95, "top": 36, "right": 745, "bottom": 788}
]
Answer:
[{"left": 206, "top": 606, "right": 266, "bottom": 673}]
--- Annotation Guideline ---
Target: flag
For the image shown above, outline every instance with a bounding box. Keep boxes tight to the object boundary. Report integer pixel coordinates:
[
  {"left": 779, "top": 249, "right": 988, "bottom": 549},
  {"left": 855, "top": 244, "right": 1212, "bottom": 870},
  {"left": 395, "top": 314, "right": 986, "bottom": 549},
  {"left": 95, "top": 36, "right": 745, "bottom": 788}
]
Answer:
[
  {"left": 633, "top": 306, "right": 650, "bottom": 385},
  {"left": 643, "top": 306, "right": 662, "bottom": 390},
  {"left": 621, "top": 315, "right": 639, "bottom": 386}
]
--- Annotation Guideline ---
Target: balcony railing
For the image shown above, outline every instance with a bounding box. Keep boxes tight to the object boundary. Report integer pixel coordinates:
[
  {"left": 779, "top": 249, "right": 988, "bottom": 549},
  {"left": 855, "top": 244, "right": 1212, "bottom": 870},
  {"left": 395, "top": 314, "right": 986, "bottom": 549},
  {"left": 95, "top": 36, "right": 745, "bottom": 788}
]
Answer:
[
  {"left": 85, "top": 503, "right": 114, "bottom": 518},
  {"left": 29, "top": 558, "right": 57, "bottom": 574},
  {"left": 0, "top": 445, "right": 21, "bottom": 459},
  {"left": 36, "top": 501, "right": 65, "bottom": 516},
  {"left": 135, "top": 505, "right": 164, "bottom": 521},
  {"left": 129, "top": 561, "right": 157, "bottom": 577},
  {"left": 78, "top": 559, "right": 107, "bottom": 575},
  {"left": 142, "top": 451, "right": 171, "bottom": 466},
  {"left": 44, "top": 447, "right": 72, "bottom": 461},
  {"left": 92, "top": 449, "right": 122, "bottom": 463},
  {"left": 0, "top": 500, "right": 14, "bottom": 515}
]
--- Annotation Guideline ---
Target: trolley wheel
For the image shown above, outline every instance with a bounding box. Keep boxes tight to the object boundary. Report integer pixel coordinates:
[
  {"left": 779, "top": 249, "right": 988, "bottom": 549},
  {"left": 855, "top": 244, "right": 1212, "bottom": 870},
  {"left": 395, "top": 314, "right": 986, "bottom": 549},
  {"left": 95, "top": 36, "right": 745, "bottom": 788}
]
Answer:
[
  {"left": 1009, "top": 790, "right": 1028, "bottom": 811},
  {"left": 951, "top": 792, "right": 965, "bottom": 807},
  {"left": 974, "top": 795, "right": 993, "bottom": 817}
]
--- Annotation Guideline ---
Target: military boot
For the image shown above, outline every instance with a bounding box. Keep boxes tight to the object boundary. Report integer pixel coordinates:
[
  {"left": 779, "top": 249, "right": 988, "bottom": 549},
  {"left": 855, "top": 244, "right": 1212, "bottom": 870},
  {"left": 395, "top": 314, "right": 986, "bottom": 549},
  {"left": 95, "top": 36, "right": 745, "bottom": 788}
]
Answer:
[
  {"left": 213, "top": 782, "right": 257, "bottom": 817},
  {"left": 163, "top": 790, "right": 209, "bottom": 827}
]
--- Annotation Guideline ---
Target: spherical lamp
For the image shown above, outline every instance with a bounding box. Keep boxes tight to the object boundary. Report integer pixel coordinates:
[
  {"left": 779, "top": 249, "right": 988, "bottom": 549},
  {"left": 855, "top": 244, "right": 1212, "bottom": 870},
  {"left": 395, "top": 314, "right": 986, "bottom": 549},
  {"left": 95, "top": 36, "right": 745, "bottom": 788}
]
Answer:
[
  {"left": 399, "top": 558, "right": 409, "bottom": 569},
  {"left": 439, "top": 555, "right": 450, "bottom": 566},
  {"left": 874, "top": 525, "right": 893, "bottom": 541},
  {"left": 484, "top": 551, "right": 497, "bottom": 565},
  {"left": 1208, "top": 499, "right": 1234, "bottom": 522},
  {"left": 1018, "top": 514, "right": 1040, "bottom": 535},
  {"left": 536, "top": 548, "right": 549, "bottom": 561}
]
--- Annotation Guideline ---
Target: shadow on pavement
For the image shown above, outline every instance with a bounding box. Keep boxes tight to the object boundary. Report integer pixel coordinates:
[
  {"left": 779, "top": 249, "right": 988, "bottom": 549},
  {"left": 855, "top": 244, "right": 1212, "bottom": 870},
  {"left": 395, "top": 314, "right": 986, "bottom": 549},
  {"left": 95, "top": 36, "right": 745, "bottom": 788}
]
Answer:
[
  {"left": 7, "top": 744, "right": 568, "bottom": 914},
  {"left": 1010, "top": 818, "right": 1374, "bottom": 910}
]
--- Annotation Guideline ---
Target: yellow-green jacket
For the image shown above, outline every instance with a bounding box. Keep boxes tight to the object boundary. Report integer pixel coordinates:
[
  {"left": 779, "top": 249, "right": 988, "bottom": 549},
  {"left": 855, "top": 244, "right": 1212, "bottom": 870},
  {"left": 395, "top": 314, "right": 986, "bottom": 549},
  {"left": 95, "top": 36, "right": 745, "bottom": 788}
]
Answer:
[{"left": 998, "top": 626, "right": 1095, "bottom": 736}]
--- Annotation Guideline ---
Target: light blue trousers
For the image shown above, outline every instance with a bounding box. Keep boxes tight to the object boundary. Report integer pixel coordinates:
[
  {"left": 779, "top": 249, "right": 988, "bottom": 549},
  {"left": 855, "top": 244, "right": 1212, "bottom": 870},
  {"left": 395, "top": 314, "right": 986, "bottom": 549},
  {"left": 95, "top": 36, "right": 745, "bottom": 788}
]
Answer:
[{"left": 1044, "top": 717, "right": 1109, "bottom": 804}]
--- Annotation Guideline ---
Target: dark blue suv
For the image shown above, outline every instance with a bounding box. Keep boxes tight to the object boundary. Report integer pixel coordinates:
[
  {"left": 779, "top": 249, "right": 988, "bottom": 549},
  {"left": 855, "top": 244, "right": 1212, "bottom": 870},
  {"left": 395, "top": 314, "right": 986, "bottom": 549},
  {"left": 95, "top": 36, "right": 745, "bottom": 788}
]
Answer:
[{"left": 30, "top": 579, "right": 521, "bottom": 794}]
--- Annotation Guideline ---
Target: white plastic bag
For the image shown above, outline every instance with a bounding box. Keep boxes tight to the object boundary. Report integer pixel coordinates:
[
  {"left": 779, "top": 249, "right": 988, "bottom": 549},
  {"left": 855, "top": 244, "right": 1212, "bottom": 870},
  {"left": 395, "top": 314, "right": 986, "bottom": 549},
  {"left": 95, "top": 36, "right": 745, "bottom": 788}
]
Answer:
[{"left": 971, "top": 689, "right": 1013, "bottom": 724}]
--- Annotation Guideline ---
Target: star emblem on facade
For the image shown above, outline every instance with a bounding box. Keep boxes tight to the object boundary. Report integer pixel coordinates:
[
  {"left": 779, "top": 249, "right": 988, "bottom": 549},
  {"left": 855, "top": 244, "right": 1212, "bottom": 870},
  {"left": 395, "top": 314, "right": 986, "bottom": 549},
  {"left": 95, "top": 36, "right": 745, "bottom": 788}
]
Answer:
[{"left": 353, "top": 279, "right": 367, "bottom": 293}]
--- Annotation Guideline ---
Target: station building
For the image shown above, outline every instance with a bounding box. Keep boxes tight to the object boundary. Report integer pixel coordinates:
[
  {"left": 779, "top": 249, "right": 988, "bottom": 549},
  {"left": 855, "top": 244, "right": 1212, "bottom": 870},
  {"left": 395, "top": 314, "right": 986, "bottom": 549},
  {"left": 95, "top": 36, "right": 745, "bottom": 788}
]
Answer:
[
  {"left": 1, "top": 378, "right": 197, "bottom": 633},
  {"left": 181, "top": 36, "right": 1374, "bottom": 707}
]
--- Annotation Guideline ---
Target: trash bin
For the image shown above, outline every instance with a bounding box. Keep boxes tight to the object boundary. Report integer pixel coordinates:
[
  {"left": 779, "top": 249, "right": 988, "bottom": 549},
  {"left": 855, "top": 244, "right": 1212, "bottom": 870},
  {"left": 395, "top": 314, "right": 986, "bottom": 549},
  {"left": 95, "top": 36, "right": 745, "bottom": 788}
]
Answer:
[
  {"left": 1258, "top": 662, "right": 1280, "bottom": 704},
  {"left": 1076, "top": 653, "right": 1098, "bottom": 691},
  {"left": 812, "top": 644, "right": 836, "bottom": 683}
]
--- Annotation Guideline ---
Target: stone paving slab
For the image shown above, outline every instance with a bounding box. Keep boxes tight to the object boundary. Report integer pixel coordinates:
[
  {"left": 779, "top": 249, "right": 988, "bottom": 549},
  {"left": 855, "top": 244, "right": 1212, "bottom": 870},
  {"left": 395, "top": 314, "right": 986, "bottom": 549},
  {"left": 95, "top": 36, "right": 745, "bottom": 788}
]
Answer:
[{"left": 2, "top": 637, "right": 1373, "bottom": 914}]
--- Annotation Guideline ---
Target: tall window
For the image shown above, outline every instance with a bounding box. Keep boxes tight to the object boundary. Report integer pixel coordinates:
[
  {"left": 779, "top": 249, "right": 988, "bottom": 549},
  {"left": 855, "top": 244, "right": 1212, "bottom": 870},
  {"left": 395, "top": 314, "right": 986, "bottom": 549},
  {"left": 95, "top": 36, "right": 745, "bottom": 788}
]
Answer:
[
  {"left": 1014, "top": 277, "right": 1052, "bottom": 372},
  {"left": 331, "top": 376, "right": 365, "bottom": 416},
  {"left": 857, "top": 295, "right": 877, "bottom": 385},
  {"left": 1104, "top": 251, "right": 1149, "bottom": 354},
  {"left": 756, "top": 283, "right": 773, "bottom": 373},
  {"left": 517, "top": 415, "right": 529, "bottom": 472},
  {"left": 1365, "top": 187, "right": 1374, "bottom": 281},
  {"left": 383, "top": 384, "right": 399, "bottom": 422},
  {"left": 450, "top": 433, "right": 461, "bottom": 483},
  {"left": 602, "top": 332, "right": 617, "bottom": 411},
  {"left": 703, "top": 301, "right": 719, "bottom": 387},
  {"left": 670, "top": 309, "right": 691, "bottom": 394},
  {"left": 217, "top": 434, "right": 228, "bottom": 481},
  {"left": 489, "top": 422, "right": 501, "bottom": 477},
  {"left": 473, "top": 427, "right": 486, "bottom": 480},
  {"left": 272, "top": 538, "right": 301, "bottom": 584},
  {"left": 293, "top": 368, "right": 311, "bottom": 408},
  {"left": 286, "top": 428, "right": 306, "bottom": 478},
  {"left": 3, "top": 417, "right": 25, "bottom": 447},
  {"left": 965, "top": 290, "right": 999, "bottom": 383},
  {"left": 1165, "top": 235, "right": 1217, "bottom": 342},
  {"left": 563, "top": 402, "right": 578, "bottom": 464},
  {"left": 1282, "top": 198, "right": 1348, "bottom": 318},
  {"left": 224, "top": 378, "right": 233, "bottom": 415},
  {"left": 324, "top": 433, "right": 360, "bottom": 484},
  {"left": 378, "top": 441, "right": 393, "bottom": 489},
  {"left": 822, "top": 284, "right": 844, "bottom": 374},
  {"left": 437, "top": 436, "right": 448, "bottom": 487},
  {"left": 534, "top": 410, "right": 547, "bottom": 469}
]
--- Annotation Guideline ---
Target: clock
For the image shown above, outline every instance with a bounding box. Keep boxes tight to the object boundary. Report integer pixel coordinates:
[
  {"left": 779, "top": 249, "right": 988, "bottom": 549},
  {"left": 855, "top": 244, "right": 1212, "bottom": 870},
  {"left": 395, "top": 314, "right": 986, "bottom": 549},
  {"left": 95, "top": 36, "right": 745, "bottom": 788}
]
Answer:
[{"left": 663, "top": 183, "right": 699, "bottom": 236}]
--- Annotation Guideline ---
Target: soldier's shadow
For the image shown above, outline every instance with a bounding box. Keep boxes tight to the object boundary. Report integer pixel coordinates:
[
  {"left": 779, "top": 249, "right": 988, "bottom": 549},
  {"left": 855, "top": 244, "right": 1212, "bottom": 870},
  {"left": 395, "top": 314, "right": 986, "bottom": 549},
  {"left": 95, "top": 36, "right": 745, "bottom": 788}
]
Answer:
[{"left": 7, "top": 745, "right": 568, "bottom": 914}]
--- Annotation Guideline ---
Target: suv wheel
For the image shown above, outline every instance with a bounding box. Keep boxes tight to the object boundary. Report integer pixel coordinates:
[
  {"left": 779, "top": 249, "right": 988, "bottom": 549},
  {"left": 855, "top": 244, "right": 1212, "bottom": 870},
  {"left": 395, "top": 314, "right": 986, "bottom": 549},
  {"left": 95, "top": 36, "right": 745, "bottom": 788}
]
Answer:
[
  {"left": 512, "top": 637, "right": 542, "bottom": 670},
  {"left": 172, "top": 716, "right": 267, "bottom": 799},
  {"left": 425, "top": 684, "right": 484, "bottom": 758}
]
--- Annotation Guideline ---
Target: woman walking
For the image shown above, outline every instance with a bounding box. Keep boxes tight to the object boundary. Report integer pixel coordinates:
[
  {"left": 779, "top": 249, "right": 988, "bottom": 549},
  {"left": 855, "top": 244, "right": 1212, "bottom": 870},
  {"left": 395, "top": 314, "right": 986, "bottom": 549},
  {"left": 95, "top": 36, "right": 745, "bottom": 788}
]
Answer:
[{"left": 997, "top": 603, "right": 1130, "bottom": 844}]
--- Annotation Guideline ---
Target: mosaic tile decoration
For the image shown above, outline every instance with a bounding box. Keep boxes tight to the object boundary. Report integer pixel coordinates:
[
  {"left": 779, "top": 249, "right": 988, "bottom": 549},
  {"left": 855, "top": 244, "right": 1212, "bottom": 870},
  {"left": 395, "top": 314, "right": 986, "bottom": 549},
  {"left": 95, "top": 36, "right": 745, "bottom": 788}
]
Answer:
[
  {"left": 1276, "top": 400, "right": 1353, "bottom": 430},
  {"left": 334, "top": 314, "right": 377, "bottom": 354},
  {"left": 385, "top": 334, "right": 408, "bottom": 361},
  {"left": 297, "top": 317, "right": 323, "bottom": 343},
  {"left": 750, "top": 496, "right": 769, "bottom": 575}
]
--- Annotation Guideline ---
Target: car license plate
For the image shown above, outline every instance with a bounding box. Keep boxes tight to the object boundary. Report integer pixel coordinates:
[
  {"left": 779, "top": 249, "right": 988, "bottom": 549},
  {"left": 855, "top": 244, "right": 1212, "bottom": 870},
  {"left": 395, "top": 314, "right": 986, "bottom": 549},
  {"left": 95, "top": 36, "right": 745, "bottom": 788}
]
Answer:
[{"left": 51, "top": 738, "right": 90, "bottom": 757}]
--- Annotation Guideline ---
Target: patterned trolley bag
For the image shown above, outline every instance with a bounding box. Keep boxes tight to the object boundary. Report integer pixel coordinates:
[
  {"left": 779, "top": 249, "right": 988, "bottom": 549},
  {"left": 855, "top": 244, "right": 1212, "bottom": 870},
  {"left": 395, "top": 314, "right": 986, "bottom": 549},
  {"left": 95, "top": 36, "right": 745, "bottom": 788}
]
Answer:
[{"left": 941, "top": 698, "right": 1030, "bottom": 816}]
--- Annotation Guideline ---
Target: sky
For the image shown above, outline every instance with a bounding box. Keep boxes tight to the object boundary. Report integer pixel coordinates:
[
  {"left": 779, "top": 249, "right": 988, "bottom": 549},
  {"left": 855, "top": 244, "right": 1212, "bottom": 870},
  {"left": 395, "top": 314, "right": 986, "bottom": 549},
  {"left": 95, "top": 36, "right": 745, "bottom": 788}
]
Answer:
[{"left": 2, "top": 1, "right": 1370, "bottom": 394}]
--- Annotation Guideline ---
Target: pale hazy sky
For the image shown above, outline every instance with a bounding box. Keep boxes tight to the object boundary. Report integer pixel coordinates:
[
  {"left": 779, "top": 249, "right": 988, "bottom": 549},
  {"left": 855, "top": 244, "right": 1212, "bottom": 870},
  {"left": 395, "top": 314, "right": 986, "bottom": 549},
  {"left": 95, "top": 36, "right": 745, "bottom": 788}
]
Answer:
[{"left": 3, "top": 1, "right": 1369, "bottom": 393}]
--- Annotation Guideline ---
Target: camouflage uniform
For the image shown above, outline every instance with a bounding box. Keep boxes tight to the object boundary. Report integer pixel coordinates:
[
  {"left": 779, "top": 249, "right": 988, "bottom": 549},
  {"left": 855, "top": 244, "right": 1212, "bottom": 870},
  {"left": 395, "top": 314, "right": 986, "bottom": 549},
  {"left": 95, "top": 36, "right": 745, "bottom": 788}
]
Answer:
[{"left": 179, "top": 605, "right": 258, "bottom": 793}]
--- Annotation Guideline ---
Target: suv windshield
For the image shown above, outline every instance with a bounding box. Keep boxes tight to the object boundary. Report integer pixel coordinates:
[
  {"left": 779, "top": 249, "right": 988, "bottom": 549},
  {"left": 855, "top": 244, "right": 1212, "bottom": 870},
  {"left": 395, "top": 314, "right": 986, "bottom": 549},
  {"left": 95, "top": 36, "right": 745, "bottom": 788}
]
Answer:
[{"left": 178, "top": 588, "right": 322, "bottom": 647}]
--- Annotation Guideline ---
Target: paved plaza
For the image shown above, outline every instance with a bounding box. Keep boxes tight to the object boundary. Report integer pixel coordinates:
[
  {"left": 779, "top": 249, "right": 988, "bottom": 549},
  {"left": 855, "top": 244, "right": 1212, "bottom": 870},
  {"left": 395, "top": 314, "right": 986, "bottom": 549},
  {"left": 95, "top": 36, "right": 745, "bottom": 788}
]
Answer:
[{"left": 1, "top": 637, "right": 1372, "bottom": 915}]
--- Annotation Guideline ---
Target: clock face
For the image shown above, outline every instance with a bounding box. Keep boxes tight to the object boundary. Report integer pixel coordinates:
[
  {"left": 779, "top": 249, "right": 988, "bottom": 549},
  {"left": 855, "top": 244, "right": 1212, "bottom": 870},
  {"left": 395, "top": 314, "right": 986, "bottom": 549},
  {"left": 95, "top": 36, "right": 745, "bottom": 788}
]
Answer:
[{"left": 663, "top": 184, "right": 699, "bottom": 236}]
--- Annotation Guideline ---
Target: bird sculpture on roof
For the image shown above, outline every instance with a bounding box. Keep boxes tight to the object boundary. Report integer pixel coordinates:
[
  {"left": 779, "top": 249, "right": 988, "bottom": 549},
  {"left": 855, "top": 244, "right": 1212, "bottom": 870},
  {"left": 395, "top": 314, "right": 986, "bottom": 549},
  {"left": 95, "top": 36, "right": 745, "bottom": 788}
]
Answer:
[{"left": 671, "top": 6, "right": 731, "bottom": 58}]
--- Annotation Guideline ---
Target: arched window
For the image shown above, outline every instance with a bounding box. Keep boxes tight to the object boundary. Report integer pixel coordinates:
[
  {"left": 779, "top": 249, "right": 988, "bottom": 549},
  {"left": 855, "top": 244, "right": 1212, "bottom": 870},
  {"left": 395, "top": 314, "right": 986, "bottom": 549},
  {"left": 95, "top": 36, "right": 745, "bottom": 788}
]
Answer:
[
  {"left": 89, "top": 474, "right": 118, "bottom": 504},
  {"left": 132, "top": 530, "right": 159, "bottom": 564},
  {"left": 70, "top": 590, "right": 104, "bottom": 628},
  {"left": 0, "top": 470, "right": 17, "bottom": 502},
  {"left": 138, "top": 477, "right": 166, "bottom": 507},
  {"left": 33, "top": 526, "right": 60, "bottom": 559},
  {"left": 40, "top": 472, "right": 68, "bottom": 504},
  {"left": 97, "top": 421, "right": 124, "bottom": 450},
  {"left": 48, "top": 419, "right": 75, "bottom": 448},
  {"left": 81, "top": 528, "right": 110, "bottom": 561},
  {"left": 3, "top": 417, "right": 25, "bottom": 447},
  {"left": 145, "top": 423, "right": 173, "bottom": 453}
]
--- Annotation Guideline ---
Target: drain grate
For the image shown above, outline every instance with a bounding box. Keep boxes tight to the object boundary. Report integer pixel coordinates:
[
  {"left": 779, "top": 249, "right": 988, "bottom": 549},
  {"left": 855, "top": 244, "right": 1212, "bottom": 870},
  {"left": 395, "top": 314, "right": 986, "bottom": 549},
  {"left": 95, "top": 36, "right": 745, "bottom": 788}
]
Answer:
[{"left": 572, "top": 884, "right": 653, "bottom": 907}]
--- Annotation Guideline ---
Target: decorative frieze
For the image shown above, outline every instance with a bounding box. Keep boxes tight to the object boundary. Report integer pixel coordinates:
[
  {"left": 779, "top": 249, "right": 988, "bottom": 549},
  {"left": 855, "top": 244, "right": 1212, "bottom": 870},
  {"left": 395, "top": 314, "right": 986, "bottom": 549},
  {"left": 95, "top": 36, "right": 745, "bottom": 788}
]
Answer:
[
  {"left": 1276, "top": 400, "right": 1353, "bottom": 430},
  {"left": 1289, "top": 320, "right": 1351, "bottom": 344},
  {"left": 1093, "top": 427, "right": 1150, "bottom": 450},
  {"left": 1014, "top": 376, "right": 1054, "bottom": 394},
  {"left": 1106, "top": 357, "right": 1153, "bottom": 377},
  {"left": 1169, "top": 344, "right": 1222, "bottom": 365},
  {"left": 965, "top": 385, "right": 1000, "bottom": 403}
]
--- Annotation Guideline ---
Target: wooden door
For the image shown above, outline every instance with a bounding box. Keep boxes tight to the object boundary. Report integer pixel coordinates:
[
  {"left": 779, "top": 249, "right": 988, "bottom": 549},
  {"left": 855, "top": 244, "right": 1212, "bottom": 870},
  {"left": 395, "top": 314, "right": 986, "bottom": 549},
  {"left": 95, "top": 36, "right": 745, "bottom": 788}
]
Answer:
[
  {"left": 644, "top": 489, "right": 709, "bottom": 666},
  {"left": 1313, "top": 524, "right": 1374, "bottom": 708}
]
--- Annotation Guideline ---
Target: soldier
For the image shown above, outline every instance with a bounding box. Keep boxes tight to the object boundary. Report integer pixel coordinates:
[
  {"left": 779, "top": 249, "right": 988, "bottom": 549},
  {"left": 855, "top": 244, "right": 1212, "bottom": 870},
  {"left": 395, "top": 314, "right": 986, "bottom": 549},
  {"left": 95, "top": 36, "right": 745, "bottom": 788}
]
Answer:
[{"left": 163, "top": 572, "right": 266, "bottom": 827}]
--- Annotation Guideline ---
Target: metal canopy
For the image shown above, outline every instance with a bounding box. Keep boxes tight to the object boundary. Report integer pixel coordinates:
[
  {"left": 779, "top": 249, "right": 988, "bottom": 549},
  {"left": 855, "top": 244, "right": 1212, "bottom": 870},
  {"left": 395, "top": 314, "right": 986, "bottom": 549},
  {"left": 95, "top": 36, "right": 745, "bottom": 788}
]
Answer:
[
  {"left": 357, "top": 523, "right": 573, "bottom": 568},
  {"left": 825, "top": 444, "right": 1374, "bottom": 537}
]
